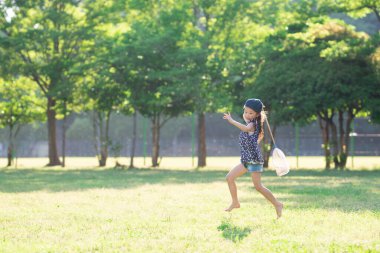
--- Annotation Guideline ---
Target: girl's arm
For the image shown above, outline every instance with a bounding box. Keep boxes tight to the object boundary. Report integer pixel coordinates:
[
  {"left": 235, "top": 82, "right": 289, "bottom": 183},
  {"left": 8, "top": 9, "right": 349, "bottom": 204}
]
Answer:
[{"left": 223, "top": 113, "right": 254, "bottom": 132}]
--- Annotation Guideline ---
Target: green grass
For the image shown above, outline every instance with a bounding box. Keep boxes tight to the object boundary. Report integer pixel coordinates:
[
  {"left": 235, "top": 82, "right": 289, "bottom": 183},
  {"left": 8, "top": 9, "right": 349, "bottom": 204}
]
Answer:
[
  {"left": 5, "top": 156, "right": 380, "bottom": 170},
  {"left": 0, "top": 166, "right": 379, "bottom": 252}
]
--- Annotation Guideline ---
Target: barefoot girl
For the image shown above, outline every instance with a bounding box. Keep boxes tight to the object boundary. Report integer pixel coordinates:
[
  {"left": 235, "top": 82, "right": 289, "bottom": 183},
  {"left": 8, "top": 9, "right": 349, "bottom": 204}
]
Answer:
[{"left": 223, "top": 98, "right": 283, "bottom": 218}]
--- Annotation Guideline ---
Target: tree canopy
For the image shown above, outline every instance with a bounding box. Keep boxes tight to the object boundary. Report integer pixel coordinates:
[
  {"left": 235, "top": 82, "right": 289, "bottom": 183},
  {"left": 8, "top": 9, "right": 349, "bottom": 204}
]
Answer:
[{"left": 0, "top": 0, "right": 379, "bottom": 168}]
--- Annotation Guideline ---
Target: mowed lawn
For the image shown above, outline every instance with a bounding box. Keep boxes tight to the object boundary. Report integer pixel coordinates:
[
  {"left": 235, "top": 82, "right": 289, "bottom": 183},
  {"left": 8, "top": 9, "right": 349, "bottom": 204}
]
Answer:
[{"left": 0, "top": 165, "right": 379, "bottom": 252}]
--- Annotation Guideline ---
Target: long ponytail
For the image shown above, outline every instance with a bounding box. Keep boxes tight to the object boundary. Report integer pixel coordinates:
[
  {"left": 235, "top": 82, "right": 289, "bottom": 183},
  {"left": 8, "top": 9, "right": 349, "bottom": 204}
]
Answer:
[{"left": 257, "top": 111, "right": 266, "bottom": 141}]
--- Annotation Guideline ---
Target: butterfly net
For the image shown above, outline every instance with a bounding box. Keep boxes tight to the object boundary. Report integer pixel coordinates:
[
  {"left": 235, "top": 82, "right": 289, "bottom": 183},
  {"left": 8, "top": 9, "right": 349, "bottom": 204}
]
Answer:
[{"left": 271, "top": 147, "right": 290, "bottom": 176}]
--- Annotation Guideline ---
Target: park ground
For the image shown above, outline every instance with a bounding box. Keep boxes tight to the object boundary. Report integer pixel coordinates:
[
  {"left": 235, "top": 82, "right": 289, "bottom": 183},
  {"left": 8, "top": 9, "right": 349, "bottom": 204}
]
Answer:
[{"left": 0, "top": 157, "right": 379, "bottom": 252}]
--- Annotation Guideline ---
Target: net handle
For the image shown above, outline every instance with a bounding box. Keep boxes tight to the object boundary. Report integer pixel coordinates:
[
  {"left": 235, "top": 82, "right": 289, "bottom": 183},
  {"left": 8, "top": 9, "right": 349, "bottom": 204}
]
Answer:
[{"left": 265, "top": 117, "right": 277, "bottom": 148}]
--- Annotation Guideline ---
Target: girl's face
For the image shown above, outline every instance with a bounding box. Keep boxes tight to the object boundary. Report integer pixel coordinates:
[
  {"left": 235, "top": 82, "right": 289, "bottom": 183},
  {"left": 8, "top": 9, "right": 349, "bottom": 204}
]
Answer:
[{"left": 243, "top": 106, "right": 258, "bottom": 121}]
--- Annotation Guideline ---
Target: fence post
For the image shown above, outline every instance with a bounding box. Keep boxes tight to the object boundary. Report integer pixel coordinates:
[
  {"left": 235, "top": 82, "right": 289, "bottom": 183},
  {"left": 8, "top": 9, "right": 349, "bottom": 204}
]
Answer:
[
  {"left": 295, "top": 123, "right": 299, "bottom": 169},
  {"left": 191, "top": 113, "right": 195, "bottom": 167},
  {"left": 350, "top": 120, "right": 355, "bottom": 169},
  {"left": 143, "top": 117, "right": 147, "bottom": 166}
]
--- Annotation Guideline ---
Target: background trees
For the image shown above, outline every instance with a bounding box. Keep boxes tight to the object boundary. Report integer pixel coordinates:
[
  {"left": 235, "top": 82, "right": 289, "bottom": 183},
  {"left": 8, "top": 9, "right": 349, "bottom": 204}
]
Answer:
[
  {"left": 0, "top": 0, "right": 378, "bottom": 169},
  {"left": 0, "top": 0, "right": 91, "bottom": 165},
  {"left": 0, "top": 77, "right": 44, "bottom": 166},
  {"left": 252, "top": 19, "right": 378, "bottom": 169}
]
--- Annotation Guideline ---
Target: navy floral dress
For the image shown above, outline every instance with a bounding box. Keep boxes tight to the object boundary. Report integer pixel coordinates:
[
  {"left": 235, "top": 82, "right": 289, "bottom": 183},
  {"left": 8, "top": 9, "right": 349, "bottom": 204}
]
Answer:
[{"left": 239, "top": 118, "right": 264, "bottom": 165}]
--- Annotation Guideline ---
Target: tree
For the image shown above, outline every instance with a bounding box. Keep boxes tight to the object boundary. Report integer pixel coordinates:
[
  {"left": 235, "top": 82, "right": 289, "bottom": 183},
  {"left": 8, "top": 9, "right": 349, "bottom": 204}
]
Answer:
[
  {"left": 221, "top": 0, "right": 300, "bottom": 167},
  {"left": 253, "top": 19, "right": 377, "bottom": 169},
  {"left": 108, "top": 1, "right": 195, "bottom": 167},
  {"left": 367, "top": 36, "right": 380, "bottom": 123},
  {"left": 319, "top": 0, "right": 380, "bottom": 23},
  {"left": 78, "top": 60, "right": 127, "bottom": 167},
  {"left": 0, "top": 0, "right": 91, "bottom": 165},
  {"left": 61, "top": 0, "right": 135, "bottom": 167},
  {"left": 187, "top": 0, "right": 262, "bottom": 167},
  {"left": 0, "top": 77, "right": 44, "bottom": 166}
]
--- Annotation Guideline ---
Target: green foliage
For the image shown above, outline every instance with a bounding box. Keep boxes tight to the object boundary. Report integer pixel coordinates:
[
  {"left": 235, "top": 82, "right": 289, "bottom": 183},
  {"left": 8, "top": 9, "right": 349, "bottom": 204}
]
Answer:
[
  {"left": 318, "top": 0, "right": 380, "bottom": 20},
  {"left": 111, "top": 2, "right": 195, "bottom": 118},
  {"left": 1, "top": 0, "right": 379, "bottom": 164},
  {"left": 251, "top": 19, "right": 377, "bottom": 125},
  {"left": 0, "top": 77, "right": 45, "bottom": 128},
  {"left": 0, "top": 0, "right": 91, "bottom": 95},
  {"left": 0, "top": 0, "right": 96, "bottom": 164},
  {"left": 367, "top": 36, "right": 380, "bottom": 123}
]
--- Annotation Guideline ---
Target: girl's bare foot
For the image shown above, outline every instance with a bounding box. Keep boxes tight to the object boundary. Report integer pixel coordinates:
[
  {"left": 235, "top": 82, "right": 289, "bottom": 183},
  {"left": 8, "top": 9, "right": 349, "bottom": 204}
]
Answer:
[
  {"left": 225, "top": 202, "right": 240, "bottom": 212},
  {"left": 275, "top": 202, "right": 283, "bottom": 218}
]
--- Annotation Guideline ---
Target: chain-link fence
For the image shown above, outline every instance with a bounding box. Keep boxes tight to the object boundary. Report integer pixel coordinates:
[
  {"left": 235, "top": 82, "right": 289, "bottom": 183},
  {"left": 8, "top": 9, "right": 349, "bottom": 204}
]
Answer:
[{"left": 0, "top": 113, "right": 379, "bottom": 158}]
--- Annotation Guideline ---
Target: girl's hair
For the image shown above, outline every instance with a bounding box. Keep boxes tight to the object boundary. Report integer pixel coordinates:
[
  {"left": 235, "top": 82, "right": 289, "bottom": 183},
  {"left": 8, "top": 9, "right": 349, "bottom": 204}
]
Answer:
[{"left": 257, "top": 111, "right": 266, "bottom": 140}]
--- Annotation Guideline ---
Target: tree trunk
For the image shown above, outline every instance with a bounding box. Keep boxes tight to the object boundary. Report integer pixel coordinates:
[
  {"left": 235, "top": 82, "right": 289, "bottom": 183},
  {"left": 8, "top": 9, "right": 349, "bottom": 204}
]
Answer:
[
  {"left": 345, "top": 110, "right": 354, "bottom": 165},
  {"left": 338, "top": 110, "right": 346, "bottom": 169},
  {"left": 99, "top": 112, "right": 105, "bottom": 166},
  {"left": 99, "top": 111, "right": 111, "bottom": 167},
  {"left": 151, "top": 113, "right": 160, "bottom": 167},
  {"left": 7, "top": 146, "right": 13, "bottom": 167},
  {"left": 7, "top": 124, "right": 21, "bottom": 167},
  {"left": 99, "top": 148, "right": 107, "bottom": 166},
  {"left": 92, "top": 111, "right": 100, "bottom": 165},
  {"left": 129, "top": 112, "right": 137, "bottom": 168},
  {"left": 328, "top": 116, "right": 339, "bottom": 169},
  {"left": 318, "top": 114, "right": 331, "bottom": 169},
  {"left": 197, "top": 112, "right": 206, "bottom": 167},
  {"left": 62, "top": 100, "right": 67, "bottom": 167},
  {"left": 47, "top": 97, "right": 61, "bottom": 166},
  {"left": 92, "top": 111, "right": 111, "bottom": 167},
  {"left": 7, "top": 124, "right": 14, "bottom": 167},
  {"left": 192, "top": 3, "right": 207, "bottom": 168},
  {"left": 339, "top": 109, "right": 354, "bottom": 169}
]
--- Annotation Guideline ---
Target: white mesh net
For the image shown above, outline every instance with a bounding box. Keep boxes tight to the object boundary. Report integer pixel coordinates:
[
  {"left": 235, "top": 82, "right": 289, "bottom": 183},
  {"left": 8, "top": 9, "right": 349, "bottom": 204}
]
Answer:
[{"left": 271, "top": 147, "right": 290, "bottom": 176}]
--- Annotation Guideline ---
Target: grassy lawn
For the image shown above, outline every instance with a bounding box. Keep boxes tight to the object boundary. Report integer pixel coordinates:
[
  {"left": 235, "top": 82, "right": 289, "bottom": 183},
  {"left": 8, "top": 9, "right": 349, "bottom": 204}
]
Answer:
[
  {"left": 0, "top": 163, "right": 379, "bottom": 252},
  {"left": 6, "top": 156, "right": 380, "bottom": 170}
]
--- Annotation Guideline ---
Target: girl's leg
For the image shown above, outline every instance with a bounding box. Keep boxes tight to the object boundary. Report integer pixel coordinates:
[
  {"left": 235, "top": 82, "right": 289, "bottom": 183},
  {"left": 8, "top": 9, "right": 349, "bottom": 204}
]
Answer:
[
  {"left": 251, "top": 172, "right": 283, "bottom": 218},
  {"left": 225, "top": 163, "right": 247, "bottom": 212}
]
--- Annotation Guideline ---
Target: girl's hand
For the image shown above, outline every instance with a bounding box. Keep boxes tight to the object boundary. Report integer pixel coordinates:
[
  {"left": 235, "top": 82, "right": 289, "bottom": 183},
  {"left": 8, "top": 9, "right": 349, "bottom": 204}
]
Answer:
[{"left": 223, "top": 112, "right": 233, "bottom": 122}]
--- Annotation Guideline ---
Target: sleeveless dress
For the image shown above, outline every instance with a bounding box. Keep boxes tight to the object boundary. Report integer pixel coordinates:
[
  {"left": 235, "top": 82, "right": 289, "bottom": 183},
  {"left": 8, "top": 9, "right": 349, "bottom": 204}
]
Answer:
[{"left": 239, "top": 118, "right": 264, "bottom": 172}]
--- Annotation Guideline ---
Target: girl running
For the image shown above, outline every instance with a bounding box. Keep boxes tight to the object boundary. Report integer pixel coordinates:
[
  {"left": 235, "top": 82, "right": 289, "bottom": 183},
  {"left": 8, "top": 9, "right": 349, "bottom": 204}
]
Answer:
[{"left": 223, "top": 98, "right": 283, "bottom": 218}]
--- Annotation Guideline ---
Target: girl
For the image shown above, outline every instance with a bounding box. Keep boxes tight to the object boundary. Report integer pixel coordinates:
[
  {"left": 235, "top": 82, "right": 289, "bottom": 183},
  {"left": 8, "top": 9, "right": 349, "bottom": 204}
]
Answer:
[{"left": 223, "top": 98, "right": 283, "bottom": 218}]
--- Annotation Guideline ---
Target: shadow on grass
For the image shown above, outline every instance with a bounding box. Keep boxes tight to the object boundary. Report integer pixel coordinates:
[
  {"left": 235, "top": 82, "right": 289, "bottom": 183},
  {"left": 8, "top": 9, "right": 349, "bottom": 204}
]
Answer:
[
  {"left": 238, "top": 169, "right": 380, "bottom": 213},
  {"left": 0, "top": 168, "right": 227, "bottom": 193},
  {"left": 217, "top": 218, "right": 251, "bottom": 243},
  {"left": 0, "top": 168, "right": 379, "bottom": 213},
  {"left": 282, "top": 168, "right": 380, "bottom": 178}
]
